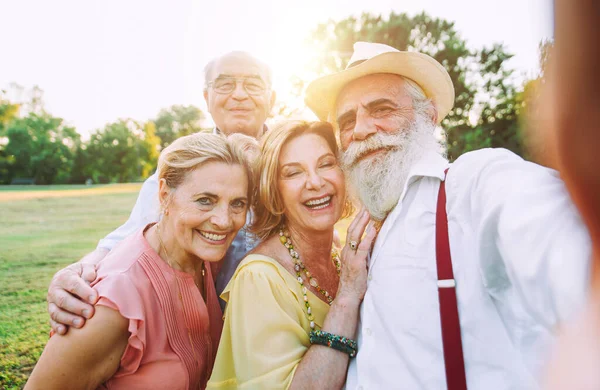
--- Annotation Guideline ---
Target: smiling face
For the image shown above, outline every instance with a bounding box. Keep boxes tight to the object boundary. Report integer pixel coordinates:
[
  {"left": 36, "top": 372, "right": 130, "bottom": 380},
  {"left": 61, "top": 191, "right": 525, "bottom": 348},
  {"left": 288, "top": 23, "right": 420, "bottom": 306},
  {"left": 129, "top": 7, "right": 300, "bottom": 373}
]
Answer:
[
  {"left": 161, "top": 161, "right": 249, "bottom": 263},
  {"left": 203, "top": 53, "right": 276, "bottom": 138},
  {"left": 334, "top": 74, "right": 442, "bottom": 221},
  {"left": 335, "top": 73, "right": 416, "bottom": 155},
  {"left": 277, "top": 132, "right": 345, "bottom": 233}
]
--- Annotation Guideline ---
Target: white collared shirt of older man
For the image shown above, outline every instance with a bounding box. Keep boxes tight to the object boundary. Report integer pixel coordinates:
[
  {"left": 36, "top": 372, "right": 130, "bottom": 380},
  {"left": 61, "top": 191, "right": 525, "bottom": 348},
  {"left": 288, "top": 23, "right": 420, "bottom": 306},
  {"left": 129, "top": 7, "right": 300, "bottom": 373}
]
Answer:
[{"left": 345, "top": 148, "right": 591, "bottom": 390}]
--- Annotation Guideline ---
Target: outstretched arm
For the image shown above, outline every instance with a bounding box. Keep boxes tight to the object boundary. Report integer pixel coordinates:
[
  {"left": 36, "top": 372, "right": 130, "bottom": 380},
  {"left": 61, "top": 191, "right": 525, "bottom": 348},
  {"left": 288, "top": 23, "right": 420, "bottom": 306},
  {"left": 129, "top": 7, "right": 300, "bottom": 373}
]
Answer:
[
  {"left": 546, "top": 0, "right": 600, "bottom": 280},
  {"left": 537, "top": 1, "right": 600, "bottom": 388}
]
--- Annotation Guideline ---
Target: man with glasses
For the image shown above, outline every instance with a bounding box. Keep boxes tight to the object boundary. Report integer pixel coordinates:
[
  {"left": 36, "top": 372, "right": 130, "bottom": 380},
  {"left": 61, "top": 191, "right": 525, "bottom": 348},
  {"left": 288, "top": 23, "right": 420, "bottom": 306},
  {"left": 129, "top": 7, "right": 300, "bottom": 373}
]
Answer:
[
  {"left": 46, "top": 51, "right": 276, "bottom": 335},
  {"left": 204, "top": 51, "right": 275, "bottom": 139}
]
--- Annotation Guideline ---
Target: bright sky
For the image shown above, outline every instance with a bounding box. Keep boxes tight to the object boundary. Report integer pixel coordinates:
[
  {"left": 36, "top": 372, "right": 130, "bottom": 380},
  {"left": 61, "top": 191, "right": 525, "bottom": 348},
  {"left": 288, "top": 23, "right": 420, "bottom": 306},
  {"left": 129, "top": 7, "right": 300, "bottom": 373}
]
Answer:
[{"left": 0, "top": 0, "right": 553, "bottom": 136}]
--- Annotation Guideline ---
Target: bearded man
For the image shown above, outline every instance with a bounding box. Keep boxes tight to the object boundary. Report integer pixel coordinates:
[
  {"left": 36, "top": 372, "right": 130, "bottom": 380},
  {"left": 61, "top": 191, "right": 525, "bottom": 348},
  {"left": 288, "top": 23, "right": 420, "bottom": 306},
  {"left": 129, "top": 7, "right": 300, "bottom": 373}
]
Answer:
[{"left": 305, "top": 42, "right": 592, "bottom": 389}]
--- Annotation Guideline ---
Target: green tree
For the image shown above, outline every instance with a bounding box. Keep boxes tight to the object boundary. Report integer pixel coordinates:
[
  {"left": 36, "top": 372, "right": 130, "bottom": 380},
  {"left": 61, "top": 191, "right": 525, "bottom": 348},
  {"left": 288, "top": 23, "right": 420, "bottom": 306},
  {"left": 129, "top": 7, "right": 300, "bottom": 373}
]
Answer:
[
  {"left": 0, "top": 94, "right": 20, "bottom": 133},
  {"left": 0, "top": 93, "right": 21, "bottom": 182},
  {"left": 448, "top": 44, "right": 526, "bottom": 158},
  {"left": 139, "top": 121, "right": 161, "bottom": 178},
  {"left": 3, "top": 112, "right": 80, "bottom": 184},
  {"left": 153, "top": 105, "right": 206, "bottom": 148},
  {"left": 83, "top": 119, "right": 158, "bottom": 183},
  {"left": 306, "top": 12, "right": 525, "bottom": 160}
]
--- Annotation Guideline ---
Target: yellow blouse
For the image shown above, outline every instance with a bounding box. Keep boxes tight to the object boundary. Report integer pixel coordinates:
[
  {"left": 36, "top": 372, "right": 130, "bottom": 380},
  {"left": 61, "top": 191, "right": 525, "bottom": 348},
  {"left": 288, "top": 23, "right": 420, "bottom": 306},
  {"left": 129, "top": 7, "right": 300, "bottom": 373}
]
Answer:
[{"left": 207, "top": 254, "right": 330, "bottom": 390}]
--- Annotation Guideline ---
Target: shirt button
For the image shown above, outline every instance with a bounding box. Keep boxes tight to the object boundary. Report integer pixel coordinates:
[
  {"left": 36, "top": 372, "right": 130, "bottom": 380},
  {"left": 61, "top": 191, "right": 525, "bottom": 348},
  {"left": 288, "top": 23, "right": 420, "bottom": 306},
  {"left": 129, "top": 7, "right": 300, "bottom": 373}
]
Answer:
[
  {"left": 366, "top": 328, "right": 372, "bottom": 336},
  {"left": 368, "top": 274, "right": 373, "bottom": 281}
]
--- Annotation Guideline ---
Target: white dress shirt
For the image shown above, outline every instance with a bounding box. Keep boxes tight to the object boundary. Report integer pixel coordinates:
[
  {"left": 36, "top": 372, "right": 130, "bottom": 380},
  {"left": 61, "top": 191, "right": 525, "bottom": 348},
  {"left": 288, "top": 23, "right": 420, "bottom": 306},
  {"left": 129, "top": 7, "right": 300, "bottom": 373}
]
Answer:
[
  {"left": 97, "top": 172, "right": 160, "bottom": 250},
  {"left": 345, "top": 148, "right": 591, "bottom": 390}
]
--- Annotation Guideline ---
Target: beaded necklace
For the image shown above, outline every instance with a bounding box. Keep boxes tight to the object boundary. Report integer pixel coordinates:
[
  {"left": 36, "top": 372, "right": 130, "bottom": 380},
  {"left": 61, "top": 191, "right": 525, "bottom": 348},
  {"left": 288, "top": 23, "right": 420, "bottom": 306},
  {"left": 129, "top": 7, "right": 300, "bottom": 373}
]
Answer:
[
  {"left": 157, "top": 222, "right": 204, "bottom": 366},
  {"left": 279, "top": 228, "right": 341, "bottom": 330}
]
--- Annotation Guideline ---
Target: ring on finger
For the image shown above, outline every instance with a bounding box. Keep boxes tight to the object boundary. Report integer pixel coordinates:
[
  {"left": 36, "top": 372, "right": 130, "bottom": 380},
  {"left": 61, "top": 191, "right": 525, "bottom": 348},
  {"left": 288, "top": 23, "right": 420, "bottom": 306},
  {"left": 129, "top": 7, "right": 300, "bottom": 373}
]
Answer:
[{"left": 349, "top": 240, "right": 358, "bottom": 250}]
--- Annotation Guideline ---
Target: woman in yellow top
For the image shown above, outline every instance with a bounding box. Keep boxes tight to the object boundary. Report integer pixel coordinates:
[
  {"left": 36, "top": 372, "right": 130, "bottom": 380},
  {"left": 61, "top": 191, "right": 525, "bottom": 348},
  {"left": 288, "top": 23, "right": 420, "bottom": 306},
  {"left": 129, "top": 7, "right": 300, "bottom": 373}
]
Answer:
[{"left": 208, "top": 121, "right": 375, "bottom": 389}]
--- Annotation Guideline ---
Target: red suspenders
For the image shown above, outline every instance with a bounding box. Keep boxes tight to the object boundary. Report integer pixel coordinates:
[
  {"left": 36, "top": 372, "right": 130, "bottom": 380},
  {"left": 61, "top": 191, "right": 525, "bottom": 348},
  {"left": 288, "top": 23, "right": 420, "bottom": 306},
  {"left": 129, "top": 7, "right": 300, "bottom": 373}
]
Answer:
[{"left": 436, "top": 169, "right": 468, "bottom": 390}]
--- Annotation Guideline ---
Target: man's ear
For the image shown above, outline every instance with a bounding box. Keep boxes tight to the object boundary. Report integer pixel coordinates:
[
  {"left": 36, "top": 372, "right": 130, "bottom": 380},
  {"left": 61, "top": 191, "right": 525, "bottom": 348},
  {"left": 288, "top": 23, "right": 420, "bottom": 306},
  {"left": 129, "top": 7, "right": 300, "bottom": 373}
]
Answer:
[
  {"left": 429, "top": 104, "right": 439, "bottom": 125},
  {"left": 203, "top": 89, "right": 210, "bottom": 107}
]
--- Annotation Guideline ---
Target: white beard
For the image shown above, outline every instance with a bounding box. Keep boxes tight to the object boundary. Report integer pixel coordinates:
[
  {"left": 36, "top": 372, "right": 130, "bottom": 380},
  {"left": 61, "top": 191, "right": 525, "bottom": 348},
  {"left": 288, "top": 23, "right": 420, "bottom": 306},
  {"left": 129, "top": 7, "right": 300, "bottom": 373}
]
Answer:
[{"left": 341, "top": 114, "right": 444, "bottom": 221}]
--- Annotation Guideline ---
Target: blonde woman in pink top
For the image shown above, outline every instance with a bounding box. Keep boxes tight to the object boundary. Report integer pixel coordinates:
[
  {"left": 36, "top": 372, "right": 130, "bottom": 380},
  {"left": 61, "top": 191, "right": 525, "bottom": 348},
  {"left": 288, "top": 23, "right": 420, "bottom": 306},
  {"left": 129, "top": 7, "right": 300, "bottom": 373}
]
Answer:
[{"left": 26, "top": 132, "right": 256, "bottom": 390}]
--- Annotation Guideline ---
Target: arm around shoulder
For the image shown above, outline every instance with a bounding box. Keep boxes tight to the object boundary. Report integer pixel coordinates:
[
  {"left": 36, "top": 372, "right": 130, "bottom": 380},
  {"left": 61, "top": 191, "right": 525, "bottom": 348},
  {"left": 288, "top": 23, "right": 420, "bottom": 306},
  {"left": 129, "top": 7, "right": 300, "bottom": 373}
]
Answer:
[{"left": 47, "top": 250, "right": 107, "bottom": 334}]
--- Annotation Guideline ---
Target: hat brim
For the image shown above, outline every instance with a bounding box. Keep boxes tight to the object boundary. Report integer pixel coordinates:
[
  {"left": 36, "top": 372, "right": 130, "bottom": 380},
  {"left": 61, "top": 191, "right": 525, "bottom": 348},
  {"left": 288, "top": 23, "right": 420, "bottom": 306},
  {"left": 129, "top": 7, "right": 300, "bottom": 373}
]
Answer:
[{"left": 305, "top": 51, "right": 455, "bottom": 124}]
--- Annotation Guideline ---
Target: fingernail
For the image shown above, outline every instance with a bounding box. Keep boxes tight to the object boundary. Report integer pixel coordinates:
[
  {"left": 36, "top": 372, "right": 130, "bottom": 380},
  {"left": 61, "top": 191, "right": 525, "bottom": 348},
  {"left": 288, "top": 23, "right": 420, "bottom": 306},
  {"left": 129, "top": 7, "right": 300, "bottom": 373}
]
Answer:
[
  {"left": 82, "top": 309, "right": 90, "bottom": 318},
  {"left": 89, "top": 295, "right": 97, "bottom": 304},
  {"left": 74, "top": 318, "right": 83, "bottom": 327},
  {"left": 58, "top": 326, "right": 66, "bottom": 335}
]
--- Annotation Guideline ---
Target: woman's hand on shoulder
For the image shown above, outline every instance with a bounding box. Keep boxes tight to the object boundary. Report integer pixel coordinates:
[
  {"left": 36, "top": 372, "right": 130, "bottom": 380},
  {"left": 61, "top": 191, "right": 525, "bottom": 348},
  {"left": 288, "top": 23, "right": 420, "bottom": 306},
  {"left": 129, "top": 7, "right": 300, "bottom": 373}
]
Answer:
[{"left": 337, "top": 208, "right": 377, "bottom": 304}]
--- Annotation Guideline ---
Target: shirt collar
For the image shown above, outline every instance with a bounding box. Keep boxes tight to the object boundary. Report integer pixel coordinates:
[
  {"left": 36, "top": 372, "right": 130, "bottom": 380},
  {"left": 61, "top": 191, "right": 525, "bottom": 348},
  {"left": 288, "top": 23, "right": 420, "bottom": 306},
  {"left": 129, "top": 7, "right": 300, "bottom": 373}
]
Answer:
[
  {"left": 369, "top": 150, "right": 448, "bottom": 268},
  {"left": 404, "top": 150, "right": 449, "bottom": 183},
  {"left": 393, "top": 150, "right": 449, "bottom": 209}
]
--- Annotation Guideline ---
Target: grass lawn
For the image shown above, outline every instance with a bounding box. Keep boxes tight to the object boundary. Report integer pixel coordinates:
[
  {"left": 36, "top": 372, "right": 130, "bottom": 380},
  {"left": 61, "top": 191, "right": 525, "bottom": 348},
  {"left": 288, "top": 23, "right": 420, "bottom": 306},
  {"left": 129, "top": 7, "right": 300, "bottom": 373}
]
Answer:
[
  {"left": 0, "top": 184, "right": 352, "bottom": 388},
  {"left": 0, "top": 184, "right": 141, "bottom": 389}
]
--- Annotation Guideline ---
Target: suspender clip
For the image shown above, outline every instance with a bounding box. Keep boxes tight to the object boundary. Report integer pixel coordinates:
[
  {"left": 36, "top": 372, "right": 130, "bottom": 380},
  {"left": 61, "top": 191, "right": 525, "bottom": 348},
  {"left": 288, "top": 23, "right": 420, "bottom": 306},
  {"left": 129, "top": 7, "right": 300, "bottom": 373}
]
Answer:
[{"left": 437, "top": 279, "right": 456, "bottom": 288}]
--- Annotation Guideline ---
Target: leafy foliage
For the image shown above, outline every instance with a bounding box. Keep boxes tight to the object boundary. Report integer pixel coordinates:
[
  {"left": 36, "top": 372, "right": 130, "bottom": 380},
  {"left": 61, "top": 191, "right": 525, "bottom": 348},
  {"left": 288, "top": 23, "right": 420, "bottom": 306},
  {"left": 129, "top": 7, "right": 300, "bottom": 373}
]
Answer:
[
  {"left": 0, "top": 87, "right": 202, "bottom": 184},
  {"left": 82, "top": 119, "right": 160, "bottom": 183},
  {"left": 0, "top": 96, "right": 20, "bottom": 134},
  {"left": 153, "top": 105, "right": 206, "bottom": 148},
  {"left": 306, "top": 12, "right": 528, "bottom": 160},
  {"left": 2, "top": 112, "right": 80, "bottom": 184}
]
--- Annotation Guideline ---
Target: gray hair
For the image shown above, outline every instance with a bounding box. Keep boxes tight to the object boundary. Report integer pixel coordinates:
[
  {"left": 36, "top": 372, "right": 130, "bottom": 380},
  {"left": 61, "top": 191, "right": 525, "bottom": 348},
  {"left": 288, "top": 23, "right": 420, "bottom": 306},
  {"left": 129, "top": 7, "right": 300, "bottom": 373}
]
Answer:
[
  {"left": 203, "top": 51, "right": 273, "bottom": 89},
  {"left": 402, "top": 77, "right": 437, "bottom": 120}
]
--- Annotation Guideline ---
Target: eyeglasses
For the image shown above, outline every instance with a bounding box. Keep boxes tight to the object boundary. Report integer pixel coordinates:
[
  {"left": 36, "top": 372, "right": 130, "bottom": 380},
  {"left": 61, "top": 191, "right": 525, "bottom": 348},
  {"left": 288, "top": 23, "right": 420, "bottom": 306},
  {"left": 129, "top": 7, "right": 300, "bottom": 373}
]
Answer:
[{"left": 207, "top": 77, "right": 268, "bottom": 96}]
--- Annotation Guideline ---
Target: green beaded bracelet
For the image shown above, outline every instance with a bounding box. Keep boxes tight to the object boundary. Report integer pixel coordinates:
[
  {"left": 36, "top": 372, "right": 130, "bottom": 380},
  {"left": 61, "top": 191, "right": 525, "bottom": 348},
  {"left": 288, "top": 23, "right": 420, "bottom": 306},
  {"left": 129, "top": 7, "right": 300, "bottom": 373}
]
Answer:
[{"left": 309, "top": 330, "right": 358, "bottom": 357}]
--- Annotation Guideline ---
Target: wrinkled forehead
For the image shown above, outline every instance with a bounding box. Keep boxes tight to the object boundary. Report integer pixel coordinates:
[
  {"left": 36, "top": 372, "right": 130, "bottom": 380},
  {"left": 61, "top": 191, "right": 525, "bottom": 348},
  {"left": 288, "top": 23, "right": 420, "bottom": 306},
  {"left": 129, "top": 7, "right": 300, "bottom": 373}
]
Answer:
[
  {"left": 179, "top": 162, "right": 249, "bottom": 195},
  {"left": 334, "top": 74, "right": 409, "bottom": 119},
  {"left": 209, "top": 55, "right": 270, "bottom": 83}
]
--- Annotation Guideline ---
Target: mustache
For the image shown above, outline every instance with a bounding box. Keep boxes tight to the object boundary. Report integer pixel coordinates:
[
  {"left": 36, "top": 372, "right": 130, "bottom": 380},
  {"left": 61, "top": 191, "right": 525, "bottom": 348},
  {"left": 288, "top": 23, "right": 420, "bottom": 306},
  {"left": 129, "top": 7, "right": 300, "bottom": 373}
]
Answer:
[{"left": 341, "top": 132, "right": 404, "bottom": 168}]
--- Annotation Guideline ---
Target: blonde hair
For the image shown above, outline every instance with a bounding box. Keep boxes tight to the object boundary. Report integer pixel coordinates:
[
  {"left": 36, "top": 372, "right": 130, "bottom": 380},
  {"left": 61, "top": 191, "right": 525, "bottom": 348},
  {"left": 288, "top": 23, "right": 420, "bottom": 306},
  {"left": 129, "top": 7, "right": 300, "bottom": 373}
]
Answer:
[
  {"left": 251, "top": 120, "right": 354, "bottom": 240},
  {"left": 157, "top": 132, "right": 256, "bottom": 205},
  {"left": 226, "top": 133, "right": 260, "bottom": 166}
]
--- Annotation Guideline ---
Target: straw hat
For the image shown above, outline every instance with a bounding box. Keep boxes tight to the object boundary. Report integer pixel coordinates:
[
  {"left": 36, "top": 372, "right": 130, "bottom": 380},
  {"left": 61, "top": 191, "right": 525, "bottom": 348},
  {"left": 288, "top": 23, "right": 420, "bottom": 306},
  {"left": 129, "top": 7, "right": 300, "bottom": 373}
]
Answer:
[{"left": 305, "top": 42, "right": 455, "bottom": 124}]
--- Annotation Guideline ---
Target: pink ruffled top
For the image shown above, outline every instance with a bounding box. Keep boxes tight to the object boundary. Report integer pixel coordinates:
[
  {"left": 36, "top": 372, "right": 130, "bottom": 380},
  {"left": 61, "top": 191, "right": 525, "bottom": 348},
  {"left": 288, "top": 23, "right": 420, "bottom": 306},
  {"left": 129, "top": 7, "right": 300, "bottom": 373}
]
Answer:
[{"left": 91, "top": 224, "right": 223, "bottom": 389}]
